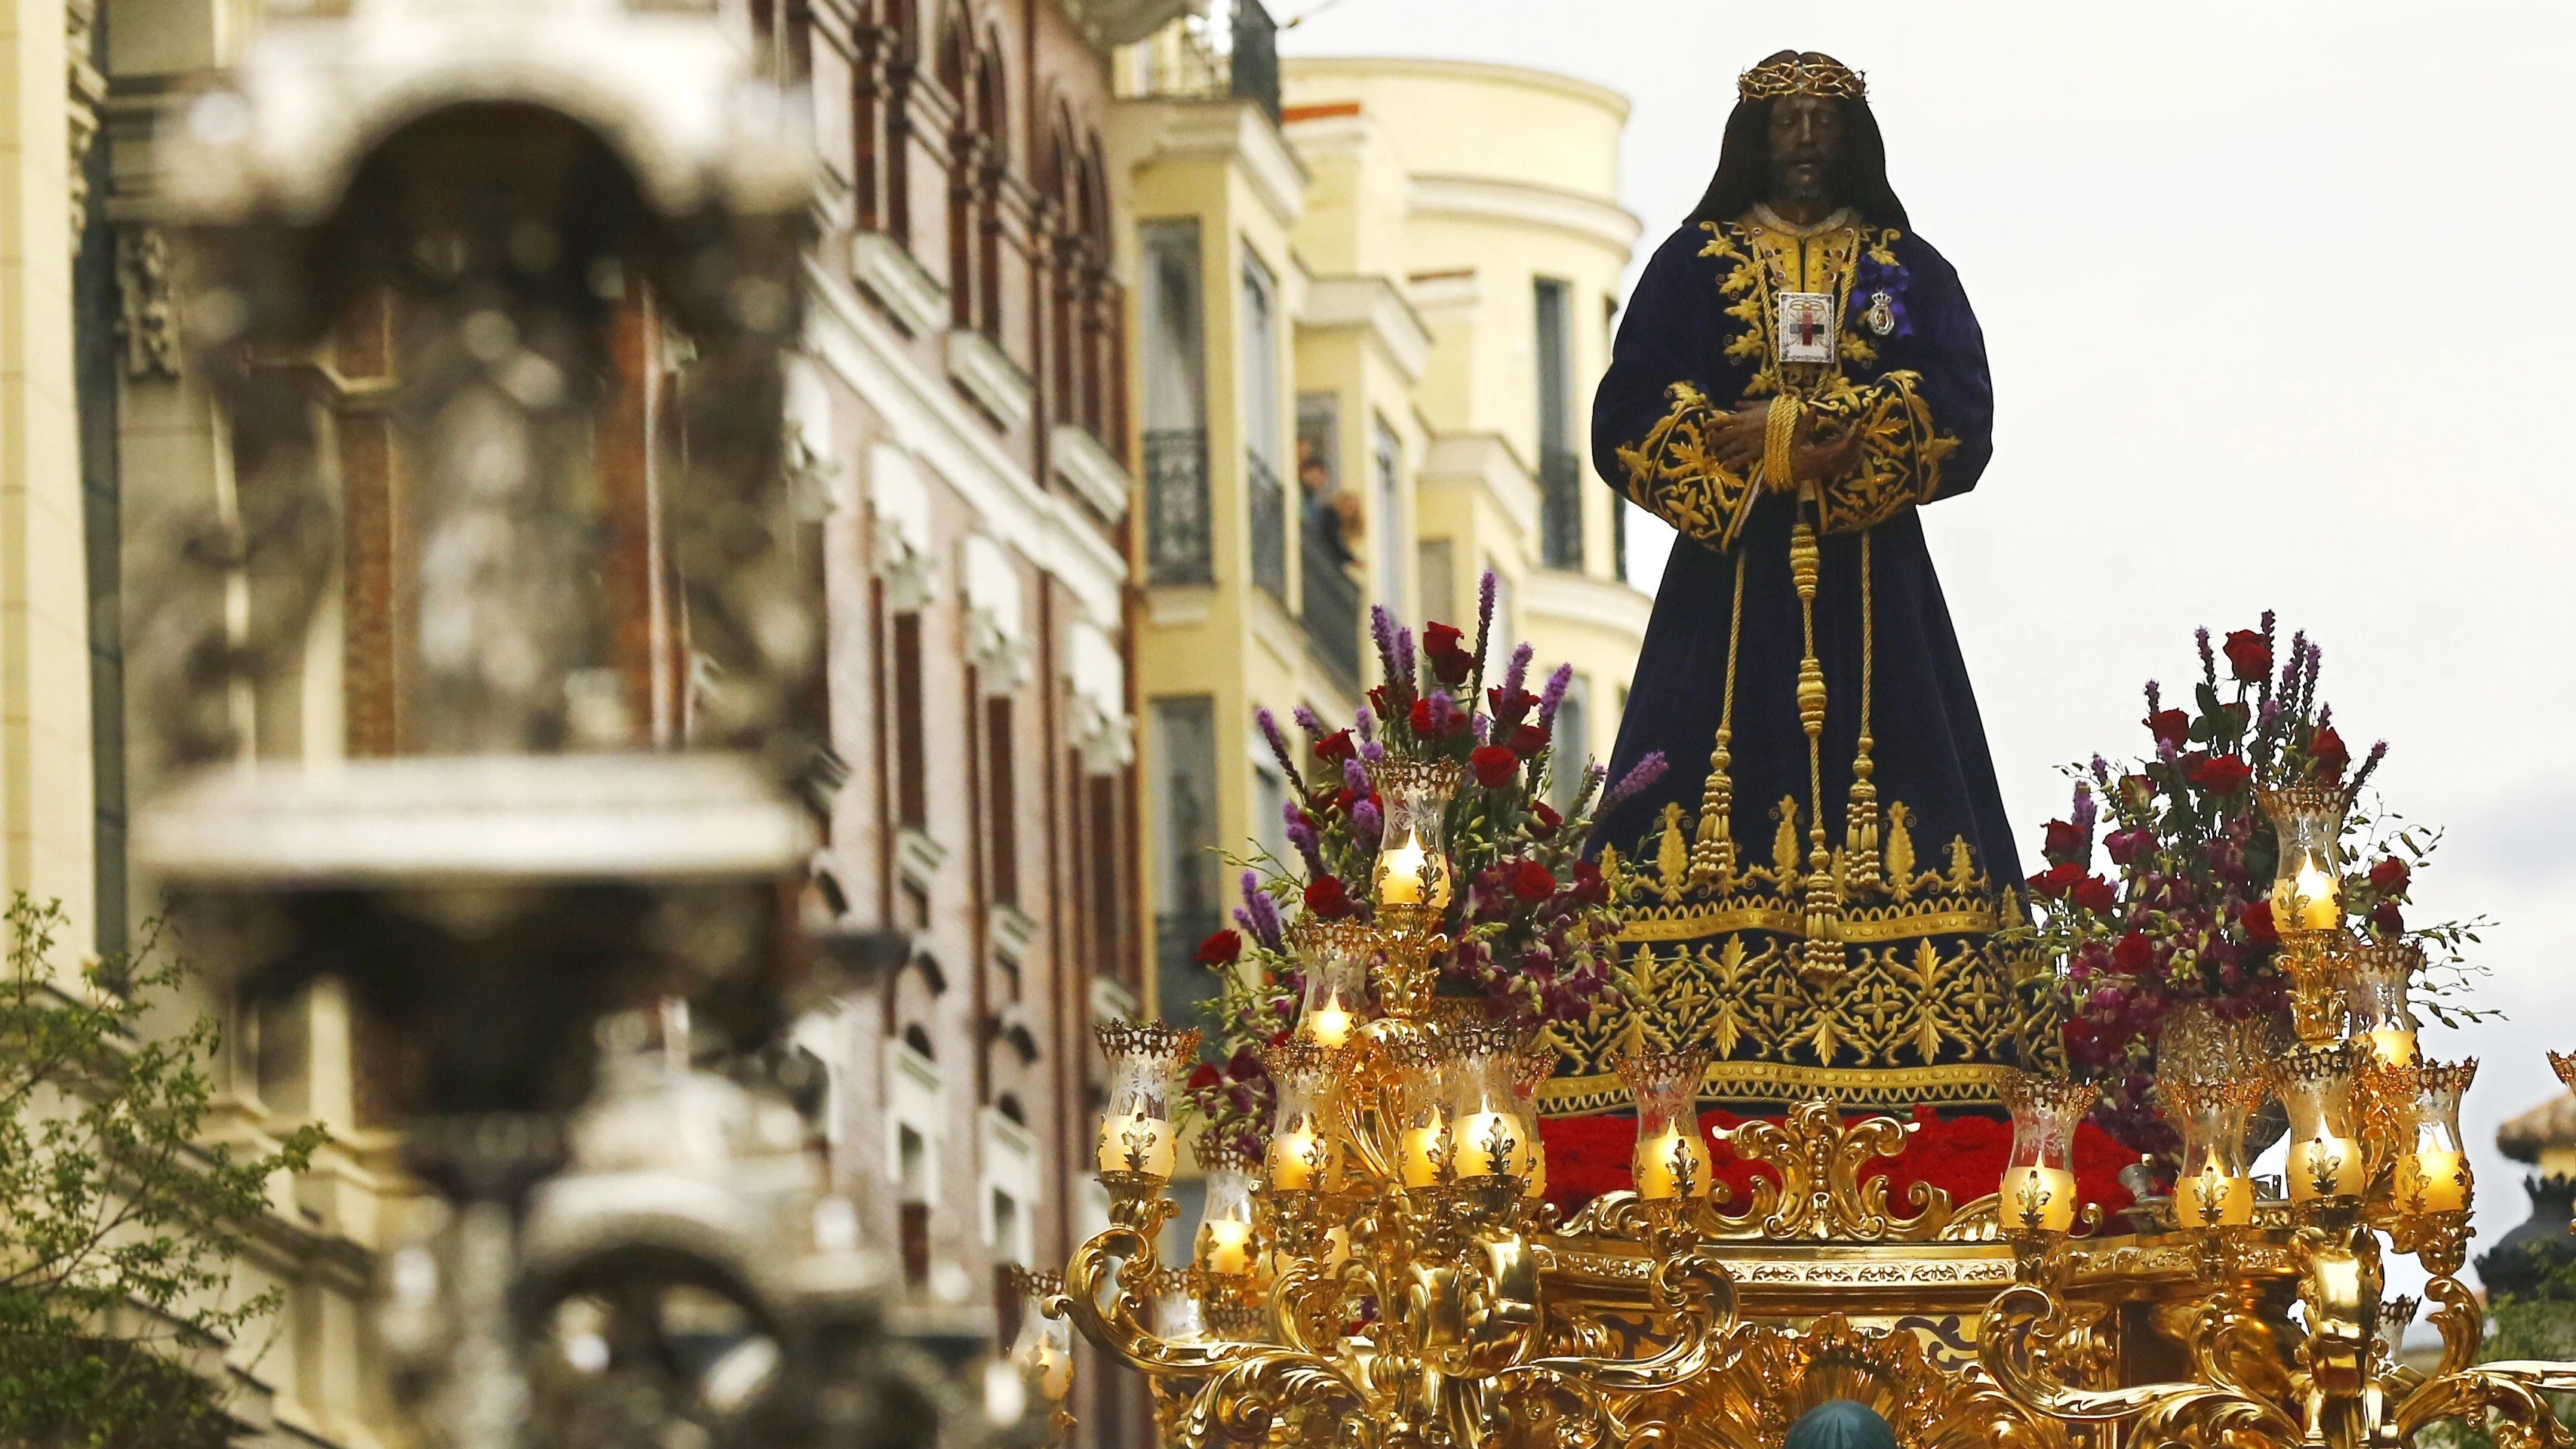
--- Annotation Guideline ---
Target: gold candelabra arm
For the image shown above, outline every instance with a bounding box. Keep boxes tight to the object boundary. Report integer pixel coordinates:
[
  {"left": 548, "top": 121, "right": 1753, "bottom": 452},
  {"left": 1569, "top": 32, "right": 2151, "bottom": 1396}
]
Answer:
[
  {"left": 1504, "top": 1242, "right": 1740, "bottom": 1396},
  {"left": 2421, "top": 1273, "right": 2485, "bottom": 1381},
  {"left": 1977, "top": 1283, "right": 2303, "bottom": 1441},
  {"left": 2395, "top": 1361, "right": 2576, "bottom": 1449},
  {"left": 1062, "top": 1222, "right": 1262, "bottom": 1378}
]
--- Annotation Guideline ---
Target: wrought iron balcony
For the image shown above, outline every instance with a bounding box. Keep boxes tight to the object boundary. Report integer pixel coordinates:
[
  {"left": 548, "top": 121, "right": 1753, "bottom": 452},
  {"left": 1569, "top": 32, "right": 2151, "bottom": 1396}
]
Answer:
[
  {"left": 1114, "top": 0, "right": 1280, "bottom": 124},
  {"left": 1247, "top": 451, "right": 1286, "bottom": 603},
  {"left": 1145, "top": 428, "right": 1213, "bottom": 586},
  {"left": 1300, "top": 531, "right": 1363, "bottom": 692}
]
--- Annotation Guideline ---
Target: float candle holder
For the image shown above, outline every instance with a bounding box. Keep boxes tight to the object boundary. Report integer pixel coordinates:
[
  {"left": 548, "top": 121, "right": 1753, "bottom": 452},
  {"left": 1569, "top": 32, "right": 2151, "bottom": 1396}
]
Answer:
[
  {"left": 2273, "top": 1040, "right": 2365, "bottom": 1206},
  {"left": 2162, "top": 1078, "right": 2258, "bottom": 1229},
  {"left": 1008, "top": 1270, "right": 1075, "bottom": 1403},
  {"left": 1511, "top": 1040, "right": 1556, "bottom": 1199},
  {"left": 2393, "top": 1059, "right": 2476, "bottom": 1217},
  {"left": 1395, "top": 1036, "right": 1456, "bottom": 1189},
  {"left": 1618, "top": 1048, "right": 1714, "bottom": 1201},
  {"left": 1265, "top": 1041, "right": 1341, "bottom": 1192},
  {"left": 1287, "top": 921, "right": 1374, "bottom": 1050},
  {"left": 1194, "top": 1138, "right": 1262, "bottom": 1278},
  {"left": 2260, "top": 783, "right": 2350, "bottom": 934},
  {"left": 1095, "top": 1020, "right": 1197, "bottom": 1182},
  {"left": 1370, "top": 758, "right": 1463, "bottom": 912},
  {"left": 1999, "top": 1071, "right": 2094, "bottom": 1235},
  {"left": 2347, "top": 940, "right": 2423, "bottom": 1069},
  {"left": 1448, "top": 1025, "right": 1538, "bottom": 1181}
]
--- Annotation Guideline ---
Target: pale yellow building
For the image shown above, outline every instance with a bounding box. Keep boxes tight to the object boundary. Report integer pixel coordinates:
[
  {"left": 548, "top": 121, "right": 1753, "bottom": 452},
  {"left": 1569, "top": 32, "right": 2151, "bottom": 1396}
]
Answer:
[{"left": 1111, "top": 41, "right": 1649, "bottom": 1029}]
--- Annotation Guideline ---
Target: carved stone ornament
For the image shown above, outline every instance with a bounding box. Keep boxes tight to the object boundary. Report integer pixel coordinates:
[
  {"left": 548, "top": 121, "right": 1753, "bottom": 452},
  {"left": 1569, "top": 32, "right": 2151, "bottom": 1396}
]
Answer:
[{"left": 115, "top": 227, "right": 184, "bottom": 379}]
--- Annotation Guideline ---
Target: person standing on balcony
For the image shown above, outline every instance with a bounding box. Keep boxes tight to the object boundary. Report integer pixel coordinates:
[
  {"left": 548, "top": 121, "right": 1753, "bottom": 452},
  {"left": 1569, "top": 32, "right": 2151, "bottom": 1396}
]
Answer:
[{"left": 1575, "top": 51, "right": 2047, "bottom": 1114}]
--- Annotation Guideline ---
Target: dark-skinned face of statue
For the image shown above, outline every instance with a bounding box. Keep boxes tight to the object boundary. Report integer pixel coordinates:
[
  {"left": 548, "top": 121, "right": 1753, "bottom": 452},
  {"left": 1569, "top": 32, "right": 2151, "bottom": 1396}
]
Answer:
[{"left": 1765, "top": 95, "right": 1844, "bottom": 216}]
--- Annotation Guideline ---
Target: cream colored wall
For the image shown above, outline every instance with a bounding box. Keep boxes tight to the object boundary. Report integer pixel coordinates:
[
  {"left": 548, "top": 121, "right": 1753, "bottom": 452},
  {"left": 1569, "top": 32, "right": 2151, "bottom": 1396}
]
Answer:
[
  {"left": 0, "top": 0, "right": 97, "bottom": 934},
  {"left": 1279, "top": 57, "right": 1627, "bottom": 200}
]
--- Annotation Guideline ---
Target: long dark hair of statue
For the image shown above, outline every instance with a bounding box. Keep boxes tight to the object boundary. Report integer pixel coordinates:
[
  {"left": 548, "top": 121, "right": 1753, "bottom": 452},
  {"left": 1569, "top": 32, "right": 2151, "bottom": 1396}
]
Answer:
[{"left": 1688, "top": 95, "right": 1909, "bottom": 230}]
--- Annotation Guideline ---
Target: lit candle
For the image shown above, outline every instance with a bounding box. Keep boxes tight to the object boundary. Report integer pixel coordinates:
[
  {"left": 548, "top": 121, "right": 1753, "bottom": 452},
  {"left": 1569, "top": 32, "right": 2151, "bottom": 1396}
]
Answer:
[
  {"left": 2273, "top": 860, "right": 2341, "bottom": 931},
  {"left": 2000, "top": 1165, "right": 2078, "bottom": 1232},
  {"left": 1031, "top": 1342, "right": 1072, "bottom": 1401},
  {"left": 1632, "top": 1128, "right": 1711, "bottom": 1200},
  {"left": 2365, "top": 1027, "right": 2420, "bottom": 1069},
  {"left": 1302, "top": 1001, "right": 1354, "bottom": 1049},
  {"left": 1199, "top": 1220, "right": 1255, "bottom": 1276},
  {"left": 1400, "top": 1117, "right": 1450, "bottom": 1187},
  {"left": 1097, "top": 1112, "right": 1175, "bottom": 1177},
  {"left": 2395, "top": 1150, "right": 2470, "bottom": 1214},
  {"left": 2287, "top": 1133, "right": 2363, "bottom": 1201},
  {"left": 1451, "top": 1110, "right": 1533, "bottom": 1179},
  {"left": 1376, "top": 833, "right": 1450, "bottom": 909},
  {"left": 1270, "top": 1124, "right": 1325, "bottom": 1190},
  {"left": 2177, "top": 1163, "right": 2255, "bottom": 1228}
]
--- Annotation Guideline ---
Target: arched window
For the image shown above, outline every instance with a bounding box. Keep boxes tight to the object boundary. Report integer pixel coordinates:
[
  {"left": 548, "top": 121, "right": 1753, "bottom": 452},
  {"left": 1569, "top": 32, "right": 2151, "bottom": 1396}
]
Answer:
[
  {"left": 973, "top": 36, "right": 1010, "bottom": 343},
  {"left": 1077, "top": 141, "right": 1124, "bottom": 450},
  {"left": 856, "top": 0, "right": 918, "bottom": 243},
  {"left": 903, "top": 1022, "right": 936, "bottom": 1060},
  {"left": 1040, "top": 106, "right": 1079, "bottom": 426},
  {"left": 749, "top": 0, "right": 813, "bottom": 85},
  {"left": 937, "top": 10, "right": 977, "bottom": 331}
]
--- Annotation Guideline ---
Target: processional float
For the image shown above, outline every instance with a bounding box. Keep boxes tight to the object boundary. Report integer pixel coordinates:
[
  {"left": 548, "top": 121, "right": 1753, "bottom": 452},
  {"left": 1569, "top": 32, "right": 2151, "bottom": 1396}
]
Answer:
[{"left": 1048, "top": 762, "right": 2576, "bottom": 1449}]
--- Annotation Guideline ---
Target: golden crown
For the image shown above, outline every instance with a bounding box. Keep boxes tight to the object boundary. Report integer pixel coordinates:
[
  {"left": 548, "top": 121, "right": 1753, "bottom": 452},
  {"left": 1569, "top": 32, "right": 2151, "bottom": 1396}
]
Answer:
[{"left": 1737, "top": 53, "right": 1867, "bottom": 103}]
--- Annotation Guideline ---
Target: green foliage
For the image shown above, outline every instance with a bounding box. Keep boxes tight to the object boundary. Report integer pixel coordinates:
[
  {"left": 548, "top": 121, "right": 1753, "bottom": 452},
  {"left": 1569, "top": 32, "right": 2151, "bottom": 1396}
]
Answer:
[
  {"left": 2416, "top": 1252, "right": 2576, "bottom": 1449},
  {"left": 0, "top": 895, "right": 328, "bottom": 1447}
]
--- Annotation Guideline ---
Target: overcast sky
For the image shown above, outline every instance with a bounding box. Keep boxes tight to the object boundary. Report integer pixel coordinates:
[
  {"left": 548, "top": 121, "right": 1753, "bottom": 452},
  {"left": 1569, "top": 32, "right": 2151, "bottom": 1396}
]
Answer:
[{"left": 1280, "top": 1, "right": 2576, "bottom": 1294}]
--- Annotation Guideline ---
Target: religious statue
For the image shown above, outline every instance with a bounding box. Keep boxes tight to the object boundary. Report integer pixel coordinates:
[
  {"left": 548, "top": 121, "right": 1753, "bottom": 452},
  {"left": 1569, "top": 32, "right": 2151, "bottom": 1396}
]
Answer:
[{"left": 1558, "top": 51, "right": 2055, "bottom": 1115}]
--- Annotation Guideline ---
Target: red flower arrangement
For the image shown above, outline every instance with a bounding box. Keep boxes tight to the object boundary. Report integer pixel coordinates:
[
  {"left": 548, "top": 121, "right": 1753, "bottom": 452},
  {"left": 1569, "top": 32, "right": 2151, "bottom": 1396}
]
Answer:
[
  {"left": 1534, "top": 1109, "right": 2136, "bottom": 1220},
  {"left": 2009, "top": 615, "right": 2487, "bottom": 1157}
]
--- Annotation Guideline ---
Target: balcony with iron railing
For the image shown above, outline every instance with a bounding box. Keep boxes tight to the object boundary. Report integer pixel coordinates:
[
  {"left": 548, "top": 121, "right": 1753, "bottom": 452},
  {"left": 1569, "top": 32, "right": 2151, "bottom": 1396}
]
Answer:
[
  {"left": 1299, "top": 530, "right": 1363, "bottom": 693},
  {"left": 1539, "top": 445, "right": 1585, "bottom": 571},
  {"left": 1246, "top": 451, "right": 1286, "bottom": 603},
  {"left": 1114, "top": 0, "right": 1280, "bottom": 123},
  {"left": 1145, "top": 428, "right": 1213, "bottom": 586}
]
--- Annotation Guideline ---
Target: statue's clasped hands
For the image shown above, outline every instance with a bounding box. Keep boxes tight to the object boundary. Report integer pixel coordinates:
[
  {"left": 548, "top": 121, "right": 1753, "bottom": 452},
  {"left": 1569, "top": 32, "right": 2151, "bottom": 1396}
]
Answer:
[{"left": 1707, "top": 397, "right": 1862, "bottom": 490}]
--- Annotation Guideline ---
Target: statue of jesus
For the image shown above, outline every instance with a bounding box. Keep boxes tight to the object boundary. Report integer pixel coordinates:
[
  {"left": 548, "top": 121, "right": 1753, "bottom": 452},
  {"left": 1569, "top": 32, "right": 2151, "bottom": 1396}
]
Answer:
[{"left": 1568, "top": 51, "right": 2053, "bottom": 1115}]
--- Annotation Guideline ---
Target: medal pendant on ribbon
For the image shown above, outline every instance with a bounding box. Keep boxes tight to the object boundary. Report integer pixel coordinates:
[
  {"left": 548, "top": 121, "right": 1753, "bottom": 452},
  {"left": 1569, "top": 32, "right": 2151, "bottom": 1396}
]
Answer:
[{"left": 1776, "top": 291, "right": 1837, "bottom": 363}]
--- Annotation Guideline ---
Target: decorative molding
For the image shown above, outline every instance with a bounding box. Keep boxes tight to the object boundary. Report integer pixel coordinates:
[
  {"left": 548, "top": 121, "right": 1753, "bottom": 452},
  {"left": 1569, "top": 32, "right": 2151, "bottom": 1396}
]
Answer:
[
  {"left": 1049, "top": 423, "right": 1132, "bottom": 522},
  {"left": 1053, "top": 0, "right": 1195, "bottom": 47},
  {"left": 1064, "top": 618, "right": 1134, "bottom": 774},
  {"left": 850, "top": 231, "right": 949, "bottom": 337},
  {"left": 959, "top": 532, "right": 1032, "bottom": 693},
  {"left": 1407, "top": 173, "right": 1643, "bottom": 256},
  {"left": 868, "top": 442, "right": 939, "bottom": 611},
  {"left": 1111, "top": 99, "right": 1308, "bottom": 229},
  {"left": 945, "top": 327, "right": 1035, "bottom": 433},
  {"left": 1419, "top": 431, "right": 1541, "bottom": 550},
  {"left": 989, "top": 903, "right": 1039, "bottom": 964},
  {"left": 896, "top": 826, "right": 948, "bottom": 894},
  {"left": 1299, "top": 275, "right": 1431, "bottom": 384},
  {"left": 1145, "top": 589, "right": 1212, "bottom": 629},
  {"left": 67, "top": 0, "right": 105, "bottom": 246},
  {"left": 115, "top": 226, "right": 184, "bottom": 379},
  {"left": 1406, "top": 268, "right": 1481, "bottom": 314},
  {"left": 1522, "top": 565, "right": 1654, "bottom": 643}
]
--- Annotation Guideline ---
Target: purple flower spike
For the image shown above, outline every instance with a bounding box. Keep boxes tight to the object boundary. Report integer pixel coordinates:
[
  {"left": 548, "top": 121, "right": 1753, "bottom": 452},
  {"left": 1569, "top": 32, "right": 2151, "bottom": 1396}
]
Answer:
[
  {"left": 1473, "top": 570, "right": 1499, "bottom": 675},
  {"left": 1538, "top": 663, "right": 1574, "bottom": 729},
  {"left": 1369, "top": 605, "right": 1402, "bottom": 683},
  {"left": 1395, "top": 626, "right": 1418, "bottom": 687},
  {"left": 1360, "top": 738, "right": 1386, "bottom": 764},
  {"left": 1240, "top": 869, "right": 1283, "bottom": 947},
  {"left": 1602, "top": 751, "right": 1668, "bottom": 811},
  {"left": 1471, "top": 715, "right": 1491, "bottom": 743},
  {"left": 1424, "top": 691, "right": 1455, "bottom": 736},
  {"left": 1351, "top": 796, "right": 1384, "bottom": 844},
  {"left": 1342, "top": 757, "right": 1370, "bottom": 796},
  {"left": 2070, "top": 783, "right": 2098, "bottom": 832},
  {"left": 1354, "top": 704, "right": 1378, "bottom": 744},
  {"left": 1256, "top": 706, "right": 1302, "bottom": 784},
  {"left": 1292, "top": 705, "right": 1328, "bottom": 740},
  {"left": 1502, "top": 643, "right": 1533, "bottom": 698}
]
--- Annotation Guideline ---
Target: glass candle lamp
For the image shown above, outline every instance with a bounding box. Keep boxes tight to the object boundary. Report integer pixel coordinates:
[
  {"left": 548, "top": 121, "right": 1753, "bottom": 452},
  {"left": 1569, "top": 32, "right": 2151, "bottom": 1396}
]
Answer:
[
  {"left": 2161, "top": 1078, "right": 2259, "bottom": 1229},
  {"left": 1447, "top": 1026, "right": 1538, "bottom": 1180},
  {"left": 1290, "top": 924, "right": 1372, "bottom": 1050},
  {"left": 1618, "top": 1049, "right": 1713, "bottom": 1201},
  {"left": 1265, "top": 1043, "right": 1342, "bottom": 1192},
  {"left": 1151, "top": 1269, "right": 1207, "bottom": 1343},
  {"left": 1371, "top": 760, "right": 1463, "bottom": 912},
  {"left": 2347, "top": 940, "right": 2422, "bottom": 1069},
  {"left": 2392, "top": 1059, "right": 2477, "bottom": 1216},
  {"left": 1511, "top": 1041, "right": 1556, "bottom": 1199},
  {"left": 2258, "top": 785, "right": 2349, "bottom": 934},
  {"left": 1395, "top": 1041, "right": 1454, "bottom": 1188},
  {"left": 1999, "top": 1072, "right": 2095, "bottom": 1234},
  {"left": 1193, "top": 1140, "right": 1261, "bottom": 1278},
  {"left": 2273, "top": 1041, "right": 2365, "bottom": 1204},
  {"left": 1008, "top": 1284, "right": 1075, "bottom": 1403},
  {"left": 1095, "top": 1021, "right": 1198, "bottom": 1180}
]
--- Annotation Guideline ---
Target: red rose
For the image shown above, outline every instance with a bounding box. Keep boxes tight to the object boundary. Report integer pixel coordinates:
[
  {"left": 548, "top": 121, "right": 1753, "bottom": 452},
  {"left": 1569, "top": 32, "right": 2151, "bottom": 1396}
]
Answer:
[
  {"left": 1570, "top": 859, "right": 1606, "bottom": 904},
  {"left": 1431, "top": 649, "right": 1473, "bottom": 688},
  {"left": 2070, "top": 875, "right": 2120, "bottom": 914},
  {"left": 2307, "top": 726, "right": 2349, "bottom": 781},
  {"left": 1529, "top": 801, "right": 1563, "bottom": 838},
  {"left": 1187, "top": 1062, "right": 1222, "bottom": 1091},
  {"left": 1508, "top": 860, "right": 1557, "bottom": 903},
  {"left": 2222, "top": 629, "right": 2271, "bottom": 683},
  {"left": 1409, "top": 699, "right": 1437, "bottom": 736},
  {"left": 2370, "top": 900, "right": 2405, "bottom": 937},
  {"left": 1487, "top": 687, "right": 1540, "bottom": 724},
  {"left": 1195, "top": 928, "right": 1243, "bottom": 967},
  {"left": 1315, "top": 730, "right": 1357, "bottom": 762},
  {"left": 1304, "top": 875, "right": 1353, "bottom": 919},
  {"left": 2239, "top": 899, "right": 2279, "bottom": 945},
  {"left": 2111, "top": 930, "right": 2153, "bottom": 975},
  {"left": 1367, "top": 685, "right": 1391, "bottom": 719},
  {"left": 2028, "top": 862, "right": 2086, "bottom": 900},
  {"left": 2144, "top": 709, "right": 2190, "bottom": 750},
  {"left": 1508, "top": 723, "right": 1550, "bottom": 758},
  {"left": 2187, "top": 753, "right": 2253, "bottom": 795},
  {"left": 2369, "top": 857, "right": 2411, "bottom": 894},
  {"left": 2042, "top": 819, "right": 2086, "bottom": 866},
  {"left": 1424, "top": 621, "right": 1465, "bottom": 657},
  {"left": 2104, "top": 826, "right": 2156, "bottom": 866},
  {"left": 2122, "top": 773, "right": 2159, "bottom": 804},
  {"left": 1471, "top": 744, "right": 1520, "bottom": 788}
]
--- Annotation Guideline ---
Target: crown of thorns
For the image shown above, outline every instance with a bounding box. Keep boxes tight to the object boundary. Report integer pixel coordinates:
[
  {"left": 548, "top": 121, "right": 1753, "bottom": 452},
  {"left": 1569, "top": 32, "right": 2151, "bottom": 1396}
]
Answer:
[{"left": 1737, "top": 54, "right": 1867, "bottom": 103}]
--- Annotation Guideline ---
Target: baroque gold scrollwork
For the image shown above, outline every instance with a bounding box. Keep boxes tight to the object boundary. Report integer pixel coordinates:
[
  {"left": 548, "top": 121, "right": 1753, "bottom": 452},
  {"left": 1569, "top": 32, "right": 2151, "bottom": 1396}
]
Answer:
[{"left": 1701, "top": 1099, "right": 1955, "bottom": 1242}]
